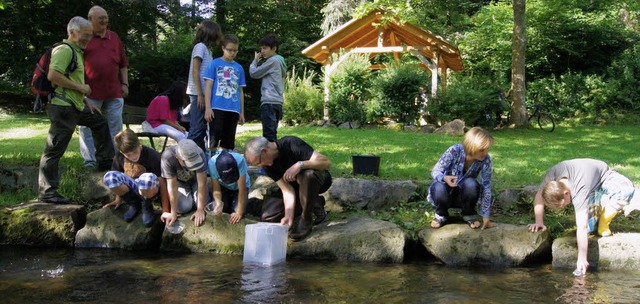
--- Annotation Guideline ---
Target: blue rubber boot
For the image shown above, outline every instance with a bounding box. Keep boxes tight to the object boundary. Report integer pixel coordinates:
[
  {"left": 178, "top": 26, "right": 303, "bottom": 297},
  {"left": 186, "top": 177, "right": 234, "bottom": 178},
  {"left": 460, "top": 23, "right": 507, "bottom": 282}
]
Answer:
[
  {"left": 141, "top": 198, "right": 156, "bottom": 227},
  {"left": 121, "top": 190, "right": 142, "bottom": 222}
]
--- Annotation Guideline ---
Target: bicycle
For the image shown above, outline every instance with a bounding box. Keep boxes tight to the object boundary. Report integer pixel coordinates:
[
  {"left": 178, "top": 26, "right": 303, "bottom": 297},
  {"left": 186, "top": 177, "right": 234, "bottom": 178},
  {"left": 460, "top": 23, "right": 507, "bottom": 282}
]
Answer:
[{"left": 506, "top": 103, "right": 555, "bottom": 132}]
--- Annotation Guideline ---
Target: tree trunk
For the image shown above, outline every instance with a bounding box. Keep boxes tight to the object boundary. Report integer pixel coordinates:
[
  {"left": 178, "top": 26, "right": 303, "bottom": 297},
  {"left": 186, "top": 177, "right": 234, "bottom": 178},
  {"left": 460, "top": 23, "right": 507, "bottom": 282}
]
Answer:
[
  {"left": 215, "top": 0, "right": 226, "bottom": 28},
  {"left": 510, "top": 0, "right": 528, "bottom": 126},
  {"left": 191, "top": 0, "right": 197, "bottom": 20}
]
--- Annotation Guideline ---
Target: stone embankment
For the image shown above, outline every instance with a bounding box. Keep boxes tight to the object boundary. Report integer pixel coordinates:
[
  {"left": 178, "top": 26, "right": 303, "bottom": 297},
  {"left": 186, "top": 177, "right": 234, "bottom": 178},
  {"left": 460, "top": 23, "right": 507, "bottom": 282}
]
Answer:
[{"left": 2, "top": 175, "right": 640, "bottom": 270}]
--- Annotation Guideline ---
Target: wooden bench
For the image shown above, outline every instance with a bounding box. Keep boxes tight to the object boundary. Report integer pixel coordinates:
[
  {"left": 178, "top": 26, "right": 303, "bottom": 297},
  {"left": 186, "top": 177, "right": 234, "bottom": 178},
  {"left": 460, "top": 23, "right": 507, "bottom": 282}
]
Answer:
[{"left": 122, "top": 104, "right": 169, "bottom": 153}]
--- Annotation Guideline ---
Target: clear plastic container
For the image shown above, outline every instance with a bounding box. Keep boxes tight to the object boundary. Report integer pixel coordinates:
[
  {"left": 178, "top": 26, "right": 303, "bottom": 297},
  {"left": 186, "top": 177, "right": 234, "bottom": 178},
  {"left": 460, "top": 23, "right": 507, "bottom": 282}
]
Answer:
[
  {"left": 205, "top": 202, "right": 216, "bottom": 215},
  {"left": 165, "top": 220, "right": 185, "bottom": 234},
  {"left": 243, "top": 223, "right": 288, "bottom": 266}
]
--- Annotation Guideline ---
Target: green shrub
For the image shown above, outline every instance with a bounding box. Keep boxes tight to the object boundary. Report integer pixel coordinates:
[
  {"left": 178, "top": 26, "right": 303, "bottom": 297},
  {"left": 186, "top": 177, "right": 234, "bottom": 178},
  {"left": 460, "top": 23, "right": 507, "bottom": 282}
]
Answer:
[
  {"left": 372, "top": 64, "right": 429, "bottom": 123},
  {"left": 526, "top": 45, "right": 640, "bottom": 124},
  {"left": 528, "top": 72, "right": 612, "bottom": 122},
  {"left": 128, "top": 31, "right": 192, "bottom": 106},
  {"left": 606, "top": 45, "right": 640, "bottom": 111},
  {"left": 283, "top": 67, "right": 324, "bottom": 124},
  {"left": 327, "top": 53, "right": 371, "bottom": 123},
  {"left": 427, "top": 74, "right": 503, "bottom": 127}
]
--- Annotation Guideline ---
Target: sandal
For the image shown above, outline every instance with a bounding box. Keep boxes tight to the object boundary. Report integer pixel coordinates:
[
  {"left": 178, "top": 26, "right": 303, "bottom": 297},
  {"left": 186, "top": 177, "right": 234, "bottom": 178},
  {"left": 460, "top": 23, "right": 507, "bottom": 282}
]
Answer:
[
  {"left": 466, "top": 220, "right": 481, "bottom": 229},
  {"left": 431, "top": 215, "right": 447, "bottom": 229}
]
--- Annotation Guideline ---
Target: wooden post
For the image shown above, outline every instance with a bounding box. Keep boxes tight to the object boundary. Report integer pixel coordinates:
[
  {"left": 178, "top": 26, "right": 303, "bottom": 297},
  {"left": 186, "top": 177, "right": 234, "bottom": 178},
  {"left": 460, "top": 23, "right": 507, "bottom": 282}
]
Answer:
[
  {"left": 431, "top": 50, "right": 439, "bottom": 96},
  {"left": 323, "top": 62, "right": 331, "bottom": 120}
]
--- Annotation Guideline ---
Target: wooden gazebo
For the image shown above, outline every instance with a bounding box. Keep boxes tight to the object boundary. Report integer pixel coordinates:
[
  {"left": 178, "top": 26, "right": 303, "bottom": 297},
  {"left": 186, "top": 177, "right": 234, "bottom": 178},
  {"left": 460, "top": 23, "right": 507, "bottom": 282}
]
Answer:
[{"left": 302, "top": 9, "right": 463, "bottom": 119}]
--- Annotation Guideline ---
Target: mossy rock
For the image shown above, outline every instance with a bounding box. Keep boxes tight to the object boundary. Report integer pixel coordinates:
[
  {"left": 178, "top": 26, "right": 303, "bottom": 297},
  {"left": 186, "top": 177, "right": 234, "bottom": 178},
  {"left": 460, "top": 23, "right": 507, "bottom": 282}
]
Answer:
[
  {"left": 160, "top": 213, "right": 256, "bottom": 254},
  {"left": 0, "top": 202, "right": 86, "bottom": 247}
]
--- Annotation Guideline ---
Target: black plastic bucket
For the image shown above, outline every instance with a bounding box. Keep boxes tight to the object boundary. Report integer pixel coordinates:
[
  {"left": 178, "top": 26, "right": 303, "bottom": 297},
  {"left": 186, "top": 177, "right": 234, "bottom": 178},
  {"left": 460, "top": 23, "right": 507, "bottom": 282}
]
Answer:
[{"left": 352, "top": 154, "right": 380, "bottom": 176}]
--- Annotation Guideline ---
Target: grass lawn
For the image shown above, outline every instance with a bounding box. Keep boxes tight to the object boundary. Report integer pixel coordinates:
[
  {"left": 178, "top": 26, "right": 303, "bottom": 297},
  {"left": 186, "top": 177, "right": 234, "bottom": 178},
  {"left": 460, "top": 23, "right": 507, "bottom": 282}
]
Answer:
[
  {"left": 2, "top": 111, "right": 640, "bottom": 237},
  {"left": 243, "top": 124, "right": 640, "bottom": 188}
]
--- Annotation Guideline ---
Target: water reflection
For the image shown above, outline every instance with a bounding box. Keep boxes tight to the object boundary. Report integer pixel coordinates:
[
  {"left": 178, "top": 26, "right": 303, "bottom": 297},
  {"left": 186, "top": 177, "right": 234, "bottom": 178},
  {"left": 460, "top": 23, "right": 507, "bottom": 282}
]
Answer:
[
  {"left": 557, "top": 275, "right": 590, "bottom": 304},
  {"left": 1, "top": 246, "right": 640, "bottom": 303},
  {"left": 240, "top": 264, "right": 289, "bottom": 303}
]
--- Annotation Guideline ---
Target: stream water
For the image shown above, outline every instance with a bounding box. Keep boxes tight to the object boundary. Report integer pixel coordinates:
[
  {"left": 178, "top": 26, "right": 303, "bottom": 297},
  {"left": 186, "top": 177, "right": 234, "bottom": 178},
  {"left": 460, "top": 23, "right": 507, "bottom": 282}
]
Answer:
[{"left": 1, "top": 245, "right": 639, "bottom": 303}]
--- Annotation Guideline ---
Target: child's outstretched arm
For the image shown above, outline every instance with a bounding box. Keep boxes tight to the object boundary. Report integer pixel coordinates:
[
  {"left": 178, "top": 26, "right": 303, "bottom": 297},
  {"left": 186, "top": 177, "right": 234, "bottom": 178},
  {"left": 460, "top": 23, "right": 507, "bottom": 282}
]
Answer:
[
  {"left": 528, "top": 190, "right": 547, "bottom": 232},
  {"left": 575, "top": 209, "right": 590, "bottom": 274}
]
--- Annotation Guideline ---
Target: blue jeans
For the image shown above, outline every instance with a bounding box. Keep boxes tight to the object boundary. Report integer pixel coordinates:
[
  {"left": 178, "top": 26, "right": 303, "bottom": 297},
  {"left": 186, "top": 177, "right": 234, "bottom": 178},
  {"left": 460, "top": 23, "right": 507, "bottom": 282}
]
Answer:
[
  {"left": 429, "top": 178, "right": 480, "bottom": 219},
  {"left": 177, "top": 179, "right": 211, "bottom": 214},
  {"left": 260, "top": 103, "right": 282, "bottom": 142},
  {"left": 187, "top": 94, "right": 207, "bottom": 152},
  {"left": 79, "top": 97, "right": 123, "bottom": 167}
]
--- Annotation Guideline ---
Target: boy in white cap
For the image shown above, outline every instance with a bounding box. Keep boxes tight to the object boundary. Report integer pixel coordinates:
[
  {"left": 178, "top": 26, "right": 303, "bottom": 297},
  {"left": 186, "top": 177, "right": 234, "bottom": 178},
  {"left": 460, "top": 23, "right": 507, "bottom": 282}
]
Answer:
[
  {"left": 208, "top": 150, "right": 251, "bottom": 224},
  {"left": 160, "top": 139, "right": 210, "bottom": 227}
]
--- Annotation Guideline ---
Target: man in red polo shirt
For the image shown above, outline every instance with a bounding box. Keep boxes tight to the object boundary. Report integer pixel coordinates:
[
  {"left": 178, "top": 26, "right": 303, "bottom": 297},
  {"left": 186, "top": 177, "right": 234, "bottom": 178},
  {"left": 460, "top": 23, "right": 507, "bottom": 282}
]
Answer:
[{"left": 78, "top": 5, "right": 129, "bottom": 170}]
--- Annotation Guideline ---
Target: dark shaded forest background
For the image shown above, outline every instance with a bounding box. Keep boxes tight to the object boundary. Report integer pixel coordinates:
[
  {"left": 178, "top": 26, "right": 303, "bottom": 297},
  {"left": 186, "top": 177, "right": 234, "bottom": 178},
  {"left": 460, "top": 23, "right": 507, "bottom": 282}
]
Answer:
[{"left": 0, "top": 0, "right": 638, "bottom": 123}]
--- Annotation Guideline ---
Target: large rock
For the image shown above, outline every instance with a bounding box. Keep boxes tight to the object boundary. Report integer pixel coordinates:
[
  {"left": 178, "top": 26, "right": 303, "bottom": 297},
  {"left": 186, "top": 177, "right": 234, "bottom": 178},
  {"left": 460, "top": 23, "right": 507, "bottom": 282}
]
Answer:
[
  {"left": 160, "top": 213, "right": 254, "bottom": 254},
  {"left": 327, "top": 178, "right": 417, "bottom": 211},
  {"left": 495, "top": 188, "right": 521, "bottom": 209},
  {"left": 289, "top": 217, "right": 406, "bottom": 263},
  {"left": 75, "top": 207, "right": 164, "bottom": 250},
  {"left": 0, "top": 202, "right": 86, "bottom": 247},
  {"left": 0, "top": 164, "right": 38, "bottom": 193},
  {"left": 418, "top": 223, "right": 551, "bottom": 267},
  {"left": 433, "top": 119, "right": 465, "bottom": 135},
  {"left": 248, "top": 175, "right": 279, "bottom": 200},
  {"left": 79, "top": 171, "right": 111, "bottom": 201},
  {"left": 338, "top": 121, "right": 360, "bottom": 129},
  {"left": 386, "top": 122, "right": 404, "bottom": 131},
  {"left": 494, "top": 185, "right": 538, "bottom": 209},
  {"left": 552, "top": 234, "right": 640, "bottom": 271}
]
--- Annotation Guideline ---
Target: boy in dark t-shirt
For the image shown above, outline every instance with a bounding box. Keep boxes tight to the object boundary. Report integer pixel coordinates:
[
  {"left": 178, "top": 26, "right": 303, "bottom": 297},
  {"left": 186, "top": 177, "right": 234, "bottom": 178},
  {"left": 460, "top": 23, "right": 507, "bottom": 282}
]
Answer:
[
  {"left": 244, "top": 136, "right": 332, "bottom": 241},
  {"left": 103, "top": 129, "right": 168, "bottom": 227}
]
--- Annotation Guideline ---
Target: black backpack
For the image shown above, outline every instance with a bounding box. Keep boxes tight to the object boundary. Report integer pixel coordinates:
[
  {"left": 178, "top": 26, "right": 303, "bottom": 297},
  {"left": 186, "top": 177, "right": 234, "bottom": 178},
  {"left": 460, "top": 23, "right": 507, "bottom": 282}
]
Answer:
[{"left": 31, "top": 42, "right": 77, "bottom": 113}]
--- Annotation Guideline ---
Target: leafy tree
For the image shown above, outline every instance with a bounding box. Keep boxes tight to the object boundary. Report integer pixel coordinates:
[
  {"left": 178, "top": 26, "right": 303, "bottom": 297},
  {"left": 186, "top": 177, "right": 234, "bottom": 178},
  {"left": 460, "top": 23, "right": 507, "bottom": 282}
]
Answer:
[
  {"left": 456, "top": 2, "right": 513, "bottom": 85},
  {"left": 282, "top": 67, "right": 324, "bottom": 124},
  {"left": 220, "top": 0, "right": 327, "bottom": 119},
  {"left": 427, "top": 74, "right": 503, "bottom": 128},
  {"left": 510, "top": 0, "right": 527, "bottom": 126},
  {"left": 320, "top": 0, "right": 364, "bottom": 35},
  {"left": 328, "top": 53, "right": 371, "bottom": 123},
  {"left": 372, "top": 64, "right": 428, "bottom": 123},
  {"left": 526, "top": 0, "right": 633, "bottom": 79},
  {"left": 0, "top": 0, "right": 168, "bottom": 93}
]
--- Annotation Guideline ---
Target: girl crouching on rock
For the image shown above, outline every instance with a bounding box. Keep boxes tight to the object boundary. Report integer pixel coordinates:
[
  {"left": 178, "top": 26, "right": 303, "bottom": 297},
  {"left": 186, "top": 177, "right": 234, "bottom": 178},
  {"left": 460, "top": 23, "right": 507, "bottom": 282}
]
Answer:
[{"left": 428, "top": 127, "right": 496, "bottom": 230}]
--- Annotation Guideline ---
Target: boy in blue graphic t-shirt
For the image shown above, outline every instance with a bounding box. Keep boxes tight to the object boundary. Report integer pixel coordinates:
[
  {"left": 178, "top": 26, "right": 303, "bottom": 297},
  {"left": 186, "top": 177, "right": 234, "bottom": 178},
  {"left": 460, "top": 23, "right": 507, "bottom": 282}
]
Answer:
[{"left": 203, "top": 34, "right": 246, "bottom": 152}]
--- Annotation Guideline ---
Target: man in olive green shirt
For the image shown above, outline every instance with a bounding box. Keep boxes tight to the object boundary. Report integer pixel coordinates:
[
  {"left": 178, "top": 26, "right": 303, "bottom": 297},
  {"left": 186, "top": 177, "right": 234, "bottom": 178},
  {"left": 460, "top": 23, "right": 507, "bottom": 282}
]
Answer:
[{"left": 38, "top": 16, "right": 114, "bottom": 204}]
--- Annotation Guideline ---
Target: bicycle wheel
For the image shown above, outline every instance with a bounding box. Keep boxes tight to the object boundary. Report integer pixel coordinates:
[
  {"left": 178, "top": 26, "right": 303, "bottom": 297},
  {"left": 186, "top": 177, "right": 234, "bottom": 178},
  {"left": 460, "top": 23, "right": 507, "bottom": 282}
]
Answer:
[{"left": 537, "top": 113, "right": 555, "bottom": 132}]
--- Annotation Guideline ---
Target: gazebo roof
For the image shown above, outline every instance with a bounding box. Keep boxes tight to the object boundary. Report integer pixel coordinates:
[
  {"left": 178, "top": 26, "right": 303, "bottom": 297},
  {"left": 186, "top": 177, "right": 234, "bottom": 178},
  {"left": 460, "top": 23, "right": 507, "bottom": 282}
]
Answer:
[{"left": 302, "top": 9, "right": 463, "bottom": 71}]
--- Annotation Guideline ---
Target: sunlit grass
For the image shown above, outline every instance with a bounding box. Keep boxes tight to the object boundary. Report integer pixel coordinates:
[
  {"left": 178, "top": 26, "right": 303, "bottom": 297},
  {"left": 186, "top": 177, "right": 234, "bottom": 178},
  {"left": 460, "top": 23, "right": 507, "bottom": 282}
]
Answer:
[
  {"left": 236, "top": 124, "right": 640, "bottom": 189},
  {"left": 2, "top": 114, "right": 640, "bottom": 237},
  {"left": 6, "top": 114, "right": 637, "bottom": 188}
]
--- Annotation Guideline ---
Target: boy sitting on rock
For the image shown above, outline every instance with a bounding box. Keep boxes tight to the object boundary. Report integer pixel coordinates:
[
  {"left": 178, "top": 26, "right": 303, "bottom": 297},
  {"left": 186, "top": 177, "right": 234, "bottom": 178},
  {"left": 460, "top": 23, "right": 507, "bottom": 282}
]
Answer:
[{"left": 103, "top": 129, "right": 168, "bottom": 227}]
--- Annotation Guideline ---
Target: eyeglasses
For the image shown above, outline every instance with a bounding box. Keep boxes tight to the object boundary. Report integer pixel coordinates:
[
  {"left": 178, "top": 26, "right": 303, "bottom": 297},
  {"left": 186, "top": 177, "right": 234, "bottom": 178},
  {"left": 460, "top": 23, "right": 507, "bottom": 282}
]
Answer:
[{"left": 224, "top": 47, "right": 239, "bottom": 53}]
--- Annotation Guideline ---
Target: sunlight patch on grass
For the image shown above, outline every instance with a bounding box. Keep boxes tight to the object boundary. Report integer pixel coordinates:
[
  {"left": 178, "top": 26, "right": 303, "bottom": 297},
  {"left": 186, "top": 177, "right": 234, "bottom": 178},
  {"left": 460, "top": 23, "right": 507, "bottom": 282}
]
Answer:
[{"left": 0, "top": 127, "right": 48, "bottom": 139}]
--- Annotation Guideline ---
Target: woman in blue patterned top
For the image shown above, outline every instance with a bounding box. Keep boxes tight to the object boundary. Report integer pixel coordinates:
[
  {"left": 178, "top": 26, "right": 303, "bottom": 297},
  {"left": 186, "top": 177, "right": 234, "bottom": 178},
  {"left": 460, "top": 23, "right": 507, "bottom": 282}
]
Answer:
[{"left": 428, "top": 127, "right": 497, "bottom": 230}]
